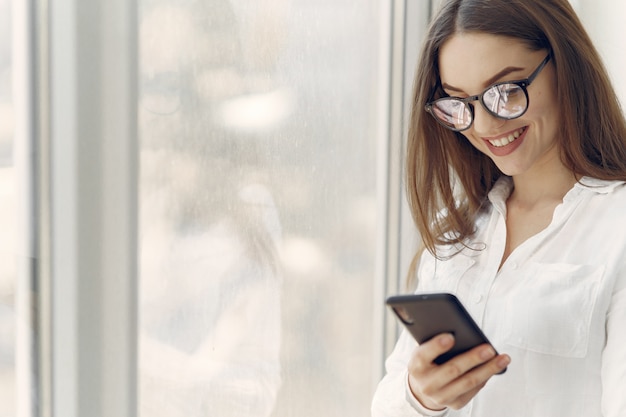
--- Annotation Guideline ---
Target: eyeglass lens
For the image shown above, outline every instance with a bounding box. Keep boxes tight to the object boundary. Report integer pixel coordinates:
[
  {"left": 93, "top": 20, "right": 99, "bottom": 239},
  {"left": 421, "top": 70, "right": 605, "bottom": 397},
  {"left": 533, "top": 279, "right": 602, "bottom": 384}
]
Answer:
[{"left": 431, "top": 83, "right": 528, "bottom": 131}]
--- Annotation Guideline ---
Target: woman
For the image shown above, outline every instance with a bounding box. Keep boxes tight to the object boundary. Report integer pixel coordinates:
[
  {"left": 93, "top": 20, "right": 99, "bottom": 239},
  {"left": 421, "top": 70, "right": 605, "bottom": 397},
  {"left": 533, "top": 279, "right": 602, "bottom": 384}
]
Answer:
[{"left": 372, "top": 0, "right": 626, "bottom": 416}]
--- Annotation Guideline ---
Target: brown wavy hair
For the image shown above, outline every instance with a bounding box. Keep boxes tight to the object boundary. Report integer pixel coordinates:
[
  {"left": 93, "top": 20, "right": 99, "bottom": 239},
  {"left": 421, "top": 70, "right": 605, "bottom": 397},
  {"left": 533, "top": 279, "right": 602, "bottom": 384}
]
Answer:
[{"left": 406, "top": 0, "right": 626, "bottom": 267}]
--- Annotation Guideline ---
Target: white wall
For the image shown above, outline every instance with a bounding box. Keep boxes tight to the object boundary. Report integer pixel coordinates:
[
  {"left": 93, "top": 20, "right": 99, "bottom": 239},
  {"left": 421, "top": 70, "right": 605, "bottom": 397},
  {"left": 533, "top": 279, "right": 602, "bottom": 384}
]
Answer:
[{"left": 573, "top": 0, "right": 626, "bottom": 109}]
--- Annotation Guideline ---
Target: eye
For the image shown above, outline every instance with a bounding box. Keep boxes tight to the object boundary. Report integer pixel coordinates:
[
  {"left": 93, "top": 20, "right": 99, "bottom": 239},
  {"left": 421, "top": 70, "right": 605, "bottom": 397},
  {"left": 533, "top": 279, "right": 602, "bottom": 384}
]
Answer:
[
  {"left": 496, "top": 83, "right": 523, "bottom": 98},
  {"left": 435, "top": 99, "right": 466, "bottom": 117}
]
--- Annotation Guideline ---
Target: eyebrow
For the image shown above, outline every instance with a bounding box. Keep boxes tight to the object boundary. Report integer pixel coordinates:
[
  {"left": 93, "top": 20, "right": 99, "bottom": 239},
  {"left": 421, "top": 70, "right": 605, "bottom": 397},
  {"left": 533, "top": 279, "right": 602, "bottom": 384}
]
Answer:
[{"left": 442, "top": 65, "right": 526, "bottom": 93}]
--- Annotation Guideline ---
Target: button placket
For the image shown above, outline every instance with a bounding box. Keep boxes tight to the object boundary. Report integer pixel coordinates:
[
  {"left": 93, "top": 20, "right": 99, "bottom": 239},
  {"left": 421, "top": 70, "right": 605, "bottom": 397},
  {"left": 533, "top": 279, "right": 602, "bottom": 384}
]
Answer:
[{"left": 470, "top": 211, "right": 507, "bottom": 325}]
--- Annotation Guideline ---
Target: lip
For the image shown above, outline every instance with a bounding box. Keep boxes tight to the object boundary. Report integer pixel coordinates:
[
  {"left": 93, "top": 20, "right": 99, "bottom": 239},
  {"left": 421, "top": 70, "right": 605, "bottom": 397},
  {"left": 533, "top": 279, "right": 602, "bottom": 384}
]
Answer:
[{"left": 482, "top": 126, "right": 527, "bottom": 157}]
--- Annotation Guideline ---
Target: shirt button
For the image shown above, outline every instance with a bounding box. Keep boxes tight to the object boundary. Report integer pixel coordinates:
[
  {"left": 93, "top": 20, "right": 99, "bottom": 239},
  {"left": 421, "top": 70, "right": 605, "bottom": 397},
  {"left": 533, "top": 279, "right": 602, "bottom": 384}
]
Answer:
[
  {"left": 510, "top": 262, "right": 518, "bottom": 270},
  {"left": 474, "top": 294, "right": 483, "bottom": 304}
]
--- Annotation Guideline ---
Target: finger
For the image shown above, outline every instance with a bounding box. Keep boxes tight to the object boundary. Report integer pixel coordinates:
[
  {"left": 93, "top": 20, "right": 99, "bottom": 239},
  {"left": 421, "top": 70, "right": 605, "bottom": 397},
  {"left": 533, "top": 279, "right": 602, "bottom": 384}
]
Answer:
[
  {"left": 407, "top": 336, "right": 452, "bottom": 386},
  {"left": 406, "top": 334, "right": 457, "bottom": 410},
  {"left": 446, "top": 382, "right": 485, "bottom": 410},
  {"left": 413, "top": 333, "right": 456, "bottom": 370},
  {"left": 408, "top": 340, "right": 509, "bottom": 411},
  {"left": 436, "top": 343, "right": 497, "bottom": 382},
  {"left": 442, "top": 353, "right": 511, "bottom": 400}
]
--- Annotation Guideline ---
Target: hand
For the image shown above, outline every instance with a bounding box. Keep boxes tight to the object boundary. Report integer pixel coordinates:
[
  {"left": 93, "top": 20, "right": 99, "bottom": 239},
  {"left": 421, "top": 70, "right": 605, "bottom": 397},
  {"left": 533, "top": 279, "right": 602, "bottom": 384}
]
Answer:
[{"left": 407, "top": 333, "right": 511, "bottom": 411}]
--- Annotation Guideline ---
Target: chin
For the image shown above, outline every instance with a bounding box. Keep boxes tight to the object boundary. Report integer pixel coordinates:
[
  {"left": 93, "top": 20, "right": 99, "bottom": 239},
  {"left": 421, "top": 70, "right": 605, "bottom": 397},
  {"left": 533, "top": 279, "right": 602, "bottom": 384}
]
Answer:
[{"left": 493, "top": 161, "right": 526, "bottom": 177}]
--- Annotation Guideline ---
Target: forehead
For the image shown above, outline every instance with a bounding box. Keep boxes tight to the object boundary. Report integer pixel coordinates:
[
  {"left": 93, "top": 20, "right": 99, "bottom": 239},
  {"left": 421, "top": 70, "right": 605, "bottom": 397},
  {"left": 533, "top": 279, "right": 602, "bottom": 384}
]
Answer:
[{"left": 438, "top": 33, "right": 537, "bottom": 90}]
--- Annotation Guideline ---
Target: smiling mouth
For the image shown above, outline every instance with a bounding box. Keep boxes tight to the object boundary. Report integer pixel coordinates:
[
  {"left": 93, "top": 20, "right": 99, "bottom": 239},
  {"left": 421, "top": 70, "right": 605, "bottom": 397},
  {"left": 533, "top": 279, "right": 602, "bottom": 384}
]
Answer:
[{"left": 487, "top": 127, "right": 526, "bottom": 148}]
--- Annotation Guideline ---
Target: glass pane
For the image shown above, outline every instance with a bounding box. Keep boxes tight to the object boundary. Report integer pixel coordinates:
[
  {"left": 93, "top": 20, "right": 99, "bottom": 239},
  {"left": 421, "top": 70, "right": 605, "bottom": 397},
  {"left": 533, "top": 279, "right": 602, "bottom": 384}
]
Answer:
[
  {"left": 0, "top": 0, "right": 16, "bottom": 415},
  {"left": 137, "top": 0, "right": 382, "bottom": 416}
]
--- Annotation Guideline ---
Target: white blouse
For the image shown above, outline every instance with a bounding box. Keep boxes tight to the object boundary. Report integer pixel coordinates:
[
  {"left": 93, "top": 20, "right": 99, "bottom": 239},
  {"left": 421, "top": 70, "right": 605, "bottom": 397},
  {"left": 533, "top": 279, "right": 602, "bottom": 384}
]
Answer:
[{"left": 372, "top": 176, "right": 626, "bottom": 417}]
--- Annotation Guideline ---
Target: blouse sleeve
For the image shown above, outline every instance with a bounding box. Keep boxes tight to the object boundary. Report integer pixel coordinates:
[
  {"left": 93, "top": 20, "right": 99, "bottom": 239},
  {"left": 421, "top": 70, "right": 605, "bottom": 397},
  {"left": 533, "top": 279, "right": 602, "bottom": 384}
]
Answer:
[
  {"left": 371, "top": 330, "right": 448, "bottom": 417},
  {"left": 371, "top": 251, "right": 448, "bottom": 417}
]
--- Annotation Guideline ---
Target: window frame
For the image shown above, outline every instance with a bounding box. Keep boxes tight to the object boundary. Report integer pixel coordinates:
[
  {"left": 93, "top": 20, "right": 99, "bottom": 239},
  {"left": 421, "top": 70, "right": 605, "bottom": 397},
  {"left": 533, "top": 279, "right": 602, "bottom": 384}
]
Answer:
[
  {"left": 22, "top": 0, "right": 433, "bottom": 415},
  {"left": 24, "top": 0, "right": 140, "bottom": 416},
  {"left": 373, "top": 0, "right": 431, "bottom": 382}
]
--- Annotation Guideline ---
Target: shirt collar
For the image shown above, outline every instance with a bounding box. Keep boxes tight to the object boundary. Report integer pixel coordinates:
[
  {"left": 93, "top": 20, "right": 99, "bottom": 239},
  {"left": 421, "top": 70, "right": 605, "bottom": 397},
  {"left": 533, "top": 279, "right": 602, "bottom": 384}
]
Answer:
[
  {"left": 486, "top": 175, "right": 625, "bottom": 209},
  {"left": 487, "top": 176, "right": 513, "bottom": 215},
  {"left": 574, "top": 176, "right": 626, "bottom": 194}
]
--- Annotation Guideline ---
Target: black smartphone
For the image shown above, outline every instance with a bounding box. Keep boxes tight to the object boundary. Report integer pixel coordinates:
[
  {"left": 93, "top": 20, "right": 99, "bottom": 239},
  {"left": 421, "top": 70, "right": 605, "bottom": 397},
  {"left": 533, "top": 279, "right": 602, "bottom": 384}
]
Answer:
[{"left": 386, "top": 293, "right": 505, "bottom": 372}]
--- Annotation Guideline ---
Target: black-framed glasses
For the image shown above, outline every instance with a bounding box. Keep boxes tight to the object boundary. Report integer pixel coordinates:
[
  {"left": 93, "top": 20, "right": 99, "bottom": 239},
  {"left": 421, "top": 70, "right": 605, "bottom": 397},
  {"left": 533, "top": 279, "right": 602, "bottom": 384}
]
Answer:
[{"left": 425, "top": 54, "right": 551, "bottom": 132}]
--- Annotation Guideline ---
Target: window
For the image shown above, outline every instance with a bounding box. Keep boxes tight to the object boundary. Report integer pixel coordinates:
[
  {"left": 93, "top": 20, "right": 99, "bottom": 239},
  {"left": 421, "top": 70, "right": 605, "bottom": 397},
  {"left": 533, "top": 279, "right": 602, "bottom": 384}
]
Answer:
[{"left": 137, "top": 1, "right": 392, "bottom": 415}]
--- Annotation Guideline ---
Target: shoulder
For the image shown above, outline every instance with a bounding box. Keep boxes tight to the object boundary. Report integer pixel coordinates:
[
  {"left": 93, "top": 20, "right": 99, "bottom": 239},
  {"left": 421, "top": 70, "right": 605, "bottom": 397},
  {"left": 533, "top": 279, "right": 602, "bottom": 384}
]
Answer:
[
  {"left": 575, "top": 177, "right": 626, "bottom": 195},
  {"left": 573, "top": 177, "right": 626, "bottom": 207},
  {"left": 562, "top": 178, "right": 626, "bottom": 233}
]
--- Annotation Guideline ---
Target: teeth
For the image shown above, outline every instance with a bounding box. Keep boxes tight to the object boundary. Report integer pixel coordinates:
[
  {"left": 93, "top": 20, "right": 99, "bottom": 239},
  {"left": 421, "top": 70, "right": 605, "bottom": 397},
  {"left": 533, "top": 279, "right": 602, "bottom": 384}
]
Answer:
[{"left": 489, "top": 128, "right": 525, "bottom": 147}]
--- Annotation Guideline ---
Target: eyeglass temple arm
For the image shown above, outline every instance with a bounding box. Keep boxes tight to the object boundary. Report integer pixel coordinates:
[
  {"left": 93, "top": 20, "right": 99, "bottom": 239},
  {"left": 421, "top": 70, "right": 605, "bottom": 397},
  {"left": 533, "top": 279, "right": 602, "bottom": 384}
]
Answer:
[{"left": 527, "top": 53, "right": 551, "bottom": 85}]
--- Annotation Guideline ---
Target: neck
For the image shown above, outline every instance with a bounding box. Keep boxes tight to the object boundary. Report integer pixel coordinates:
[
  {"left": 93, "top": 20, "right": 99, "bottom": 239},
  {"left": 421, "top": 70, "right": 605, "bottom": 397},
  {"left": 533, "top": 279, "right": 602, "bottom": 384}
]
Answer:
[{"left": 509, "top": 163, "right": 578, "bottom": 208}]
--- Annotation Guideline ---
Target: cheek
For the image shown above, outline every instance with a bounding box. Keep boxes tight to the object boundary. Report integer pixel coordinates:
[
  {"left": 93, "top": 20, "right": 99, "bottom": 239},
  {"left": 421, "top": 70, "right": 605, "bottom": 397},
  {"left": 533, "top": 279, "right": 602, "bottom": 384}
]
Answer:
[
  {"left": 526, "top": 76, "right": 560, "bottom": 123},
  {"left": 522, "top": 87, "right": 560, "bottom": 139},
  {"left": 461, "top": 131, "right": 487, "bottom": 152},
  {"left": 529, "top": 91, "right": 555, "bottom": 115}
]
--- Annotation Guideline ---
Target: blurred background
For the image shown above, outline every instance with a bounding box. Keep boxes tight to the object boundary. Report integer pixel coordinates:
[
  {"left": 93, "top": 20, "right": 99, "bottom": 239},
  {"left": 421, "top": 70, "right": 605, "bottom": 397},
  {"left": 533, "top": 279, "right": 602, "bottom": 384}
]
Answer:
[
  {"left": 137, "top": 1, "right": 380, "bottom": 415},
  {"left": 0, "top": 0, "right": 625, "bottom": 416},
  {"left": 136, "top": 0, "right": 380, "bottom": 415}
]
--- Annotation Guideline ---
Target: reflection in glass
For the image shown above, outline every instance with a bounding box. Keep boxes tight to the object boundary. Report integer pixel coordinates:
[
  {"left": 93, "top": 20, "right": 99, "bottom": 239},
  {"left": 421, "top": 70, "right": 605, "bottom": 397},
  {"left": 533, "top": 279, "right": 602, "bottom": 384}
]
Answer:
[
  {"left": 138, "top": 2, "right": 283, "bottom": 416},
  {"left": 138, "top": 0, "right": 379, "bottom": 416}
]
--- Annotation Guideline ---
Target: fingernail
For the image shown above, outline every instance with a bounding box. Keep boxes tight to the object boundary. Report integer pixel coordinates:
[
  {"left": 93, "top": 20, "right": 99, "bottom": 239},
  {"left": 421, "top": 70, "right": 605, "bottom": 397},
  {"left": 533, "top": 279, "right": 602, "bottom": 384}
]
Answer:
[
  {"left": 439, "top": 333, "right": 454, "bottom": 347},
  {"left": 480, "top": 346, "right": 496, "bottom": 360},
  {"left": 497, "top": 355, "right": 511, "bottom": 368}
]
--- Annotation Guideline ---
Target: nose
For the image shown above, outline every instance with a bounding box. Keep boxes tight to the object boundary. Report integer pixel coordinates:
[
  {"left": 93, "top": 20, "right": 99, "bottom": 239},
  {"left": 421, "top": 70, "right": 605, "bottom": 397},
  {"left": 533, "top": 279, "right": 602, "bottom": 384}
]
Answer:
[{"left": 471, "top": 103, "right": 505, "bottom": 134}]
